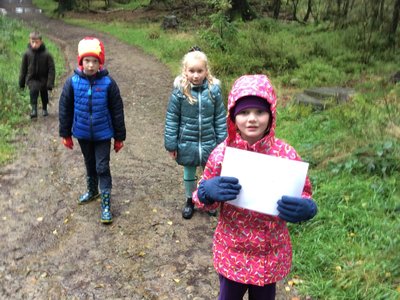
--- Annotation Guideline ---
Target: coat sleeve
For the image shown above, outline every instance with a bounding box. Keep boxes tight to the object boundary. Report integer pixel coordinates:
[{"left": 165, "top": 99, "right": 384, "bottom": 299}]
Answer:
[
  {"left": 19, "top": 53, "right": 28, "bottom": 89},
  {"left": 212, "top": 84, "right": 227, "bottom": 144},
  {"left": 47, "top": 53, "right": 56, "bottom": 89},
  {"left": 108, "top": 78, "right": 126, "bottom": 141},
  {"left": 164, "top": 90, "right": 181, "bottom": 152},
  {"left": 58, "top": 77, "right": 74, "bottom": 138}
]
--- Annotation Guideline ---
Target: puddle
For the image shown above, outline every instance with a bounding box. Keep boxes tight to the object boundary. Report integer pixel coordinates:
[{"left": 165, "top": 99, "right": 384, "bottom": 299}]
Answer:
[{"left": 15, "top": 6, "right": 41, "bottom": 14}]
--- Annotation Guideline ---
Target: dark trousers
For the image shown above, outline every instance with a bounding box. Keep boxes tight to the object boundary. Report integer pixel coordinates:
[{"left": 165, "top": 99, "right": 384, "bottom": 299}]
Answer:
[
  {"left": 218, "top": 274, "right": 276, "bottom": 300},
  {"left": 29, "top": 88, "right": 49, "bottom": 109},
  {"left": 78, "top": 139, "right": 112, "bottom": 191}
]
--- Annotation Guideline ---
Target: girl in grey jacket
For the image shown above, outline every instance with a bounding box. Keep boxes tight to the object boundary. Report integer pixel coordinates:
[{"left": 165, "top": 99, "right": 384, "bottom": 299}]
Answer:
[{"left": 164, "top": 48, "right": 227, "bottom": 219}]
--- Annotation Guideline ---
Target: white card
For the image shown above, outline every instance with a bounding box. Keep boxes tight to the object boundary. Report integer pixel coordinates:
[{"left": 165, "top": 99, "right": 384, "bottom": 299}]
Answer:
[{"left": 221, "top": 147, "right": 309, "bottom": 215}]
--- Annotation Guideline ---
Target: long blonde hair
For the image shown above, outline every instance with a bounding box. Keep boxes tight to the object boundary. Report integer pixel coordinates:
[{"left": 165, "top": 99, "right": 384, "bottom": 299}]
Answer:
[{"left": 180, "top": 50, "right": 217, "bottom": 105}]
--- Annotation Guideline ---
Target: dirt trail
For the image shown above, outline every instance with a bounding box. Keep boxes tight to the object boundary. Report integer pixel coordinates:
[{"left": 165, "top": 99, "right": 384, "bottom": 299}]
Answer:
[{"left": 0, "top": 1, "right": 293, "bottom": 299}]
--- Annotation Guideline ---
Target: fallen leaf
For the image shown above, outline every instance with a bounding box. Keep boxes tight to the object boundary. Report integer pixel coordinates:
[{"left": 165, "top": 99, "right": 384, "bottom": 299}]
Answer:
[
  {"left": 173, "top": 278, "right": 180, "bottom": 283},
  {"left": 292, "top": 278, "right": 304, "bottom": 285}
]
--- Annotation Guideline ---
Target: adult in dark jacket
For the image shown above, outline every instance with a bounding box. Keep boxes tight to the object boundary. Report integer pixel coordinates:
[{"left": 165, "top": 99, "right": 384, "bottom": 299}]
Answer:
[
  {"left": 19, "top": 31, "right": 55, "bottom": 118},
  {"left": 59, "top": 37, "right": 126, "bottom": 224},
  {"left": 164, "top": 48, "right": 227, "bottom": 219}
]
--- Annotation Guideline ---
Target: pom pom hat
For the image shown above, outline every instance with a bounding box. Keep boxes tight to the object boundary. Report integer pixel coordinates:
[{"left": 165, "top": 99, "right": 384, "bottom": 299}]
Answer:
[{"left": 77, "top": 37, "right": 105, "bottom": 67}]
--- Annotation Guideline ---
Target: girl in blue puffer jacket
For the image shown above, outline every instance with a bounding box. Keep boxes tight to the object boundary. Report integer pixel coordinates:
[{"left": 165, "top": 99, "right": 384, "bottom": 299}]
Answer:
[{"left": 164, "top": 47, "right": 227, "bottom": 219}]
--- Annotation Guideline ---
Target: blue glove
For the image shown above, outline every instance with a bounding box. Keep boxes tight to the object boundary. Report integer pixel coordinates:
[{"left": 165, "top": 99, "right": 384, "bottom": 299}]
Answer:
[
  {"left": 277, "top": 195, "right": 317, "bottom": 223},
  {"left": 197, "top": 176, "right": 241, "bottom": 205}
]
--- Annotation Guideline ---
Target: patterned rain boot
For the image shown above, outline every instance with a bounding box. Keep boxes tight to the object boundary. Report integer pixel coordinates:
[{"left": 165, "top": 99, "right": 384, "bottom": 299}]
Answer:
[
  {"left": 78, "top": 176, "right": 99, "bottom": 204},
  {"left": 100, "top": 190, "right": 113, "bottom": 224},
  {"left": 182, "top": 197, "right": 195, "bottom": 219},
  {"left": 30, "top": 104, "right": 37, "bottom": 118}
]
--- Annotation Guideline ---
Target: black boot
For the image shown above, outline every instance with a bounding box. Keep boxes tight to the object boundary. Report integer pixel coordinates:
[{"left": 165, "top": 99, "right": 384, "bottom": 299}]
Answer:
[
  {"left": 42, "top": 102, "right": 48, "bottom": 116},
  {"left": 78, "top": 176, "right": 100, "bottom": 204},
  {"left": 182, "top": 197, "right": 194, "bottom": 219},
  {"left": 30, "top": 105, "right": 37, "bottom": 118}
]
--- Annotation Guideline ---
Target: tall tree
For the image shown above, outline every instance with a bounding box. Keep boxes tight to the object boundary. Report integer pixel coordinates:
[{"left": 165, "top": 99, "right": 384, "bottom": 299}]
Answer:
[
  {"left": 229, "top": 0, "right": 256, "bottom": 21},
  {"left": 389, "top": 0, "right": 400, "bottom": 46},
  {"left": 303, "top": 0, "right": 313, "bottom": 22},
  {"left": 273, "top": 0, "right": 281, "bottom": 19},
  {"left": 57, "top": 0, "right": 74, "bottom": 17}
]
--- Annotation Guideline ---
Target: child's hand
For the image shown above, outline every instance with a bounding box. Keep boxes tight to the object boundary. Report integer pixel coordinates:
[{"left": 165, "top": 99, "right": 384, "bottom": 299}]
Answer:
[
  {"left": 198, "top": 176, "right": 241, "bottom": 205},
  {"left": 277, "top": 196, "right": 317, "bottom": 223},
  {"left": 62, "top": 137, "right": 74, "bottom": 150},
  {"left": 114, "top": 140, "right": 123, "bottom": 153}
]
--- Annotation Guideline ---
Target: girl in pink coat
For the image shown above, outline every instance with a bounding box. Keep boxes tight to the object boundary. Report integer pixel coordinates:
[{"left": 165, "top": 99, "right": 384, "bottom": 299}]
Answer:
[{"left": 192, "top": 74, "right": 317, "bottom": 300}]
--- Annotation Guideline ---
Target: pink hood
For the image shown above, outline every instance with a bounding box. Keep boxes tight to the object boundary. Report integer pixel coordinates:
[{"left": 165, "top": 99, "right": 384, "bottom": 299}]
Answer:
[{"left": 227, "top": 74, "right": 277, "bottom": 146}]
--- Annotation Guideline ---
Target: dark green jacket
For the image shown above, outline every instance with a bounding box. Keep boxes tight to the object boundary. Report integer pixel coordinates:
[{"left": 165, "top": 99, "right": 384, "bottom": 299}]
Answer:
[
  {"left": 19, "top": 43, "right": 55, "bottom": 92},
  {"left": 164, "top": 77, "right": 227, "bottom": 167}
]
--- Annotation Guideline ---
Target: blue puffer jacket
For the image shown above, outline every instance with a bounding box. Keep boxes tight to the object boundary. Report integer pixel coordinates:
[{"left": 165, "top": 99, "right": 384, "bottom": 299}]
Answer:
[
  {"left": 59, "top": 68, "right": 126, "bottom": 141},
  {"left": 164, "top": 77, "right": 227, "bottom": 166}
]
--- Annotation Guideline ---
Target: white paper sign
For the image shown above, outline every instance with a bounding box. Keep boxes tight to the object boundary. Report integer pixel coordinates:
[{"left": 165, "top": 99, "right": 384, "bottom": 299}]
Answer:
[{"left": 220, "top": 147, "right": 309, "bottom": 215}]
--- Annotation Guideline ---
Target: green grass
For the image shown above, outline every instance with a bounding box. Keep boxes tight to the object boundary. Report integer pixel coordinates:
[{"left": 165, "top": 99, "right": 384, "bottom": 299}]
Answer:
[
  {"left": 8, "top": 3, "right": 400, "bottom": 299},
  {"left": 0, "top": 16, "right": 64, "bottom": 165}
]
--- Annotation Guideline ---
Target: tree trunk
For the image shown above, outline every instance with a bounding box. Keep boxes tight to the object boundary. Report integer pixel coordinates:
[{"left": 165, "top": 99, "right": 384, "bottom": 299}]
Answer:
[
  {"left": 291, "top": 0, "right": 300, "bottom": 21},
  {"left": 273, "top": 0, "right": 281, "bottom": 19},
  {"left": 389, "top": 0, "right": 400, "bottom": 46},
  {"left": 229, "top": 0, "right": 256, "bottom": 21},
  {"left": 57, "top": 0, "right": 74, "bottom": 16},
  {"left": 303, "top": 0, "right": 313, "bottom": 22}
]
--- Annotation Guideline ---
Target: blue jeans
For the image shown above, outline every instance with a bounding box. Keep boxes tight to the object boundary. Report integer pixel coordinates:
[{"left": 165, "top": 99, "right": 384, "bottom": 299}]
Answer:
[
  {"left": 78, "top": 139, "right": 112, "bottom": 190},
  {"left": 218, "top": 274, "right": 276, "bottom": 300}
]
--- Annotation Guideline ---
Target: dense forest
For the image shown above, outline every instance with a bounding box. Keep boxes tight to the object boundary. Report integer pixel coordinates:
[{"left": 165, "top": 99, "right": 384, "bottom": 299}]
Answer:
[{"left": 55, "top": 0, "right": 400, "bottom": 48}]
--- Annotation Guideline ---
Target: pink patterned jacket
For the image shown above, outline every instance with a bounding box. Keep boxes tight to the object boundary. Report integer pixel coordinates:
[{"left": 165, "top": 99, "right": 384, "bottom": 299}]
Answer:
[{"left": 192, "top": 75, "right": 313, "bottom": 286}]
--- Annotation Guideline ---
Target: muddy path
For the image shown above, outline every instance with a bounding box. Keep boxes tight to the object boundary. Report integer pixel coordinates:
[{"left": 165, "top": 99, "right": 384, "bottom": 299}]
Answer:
[{"left": 0, "top": 1, "right": 293, "bottom": 299}]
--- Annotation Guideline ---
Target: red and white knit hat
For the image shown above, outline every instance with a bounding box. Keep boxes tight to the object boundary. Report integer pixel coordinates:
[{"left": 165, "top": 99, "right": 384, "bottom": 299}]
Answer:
[{"left": 77, "top": 37, "right": 105, "bottom": 67}]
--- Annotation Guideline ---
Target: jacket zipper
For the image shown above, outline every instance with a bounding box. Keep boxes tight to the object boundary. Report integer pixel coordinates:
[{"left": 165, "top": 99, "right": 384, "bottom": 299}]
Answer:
[
  {"left": 198, "top": 89, "right": 202, "bottom": 163},
  {"left": 88, "top": 83, "right": 94, "bottom": 140}
]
